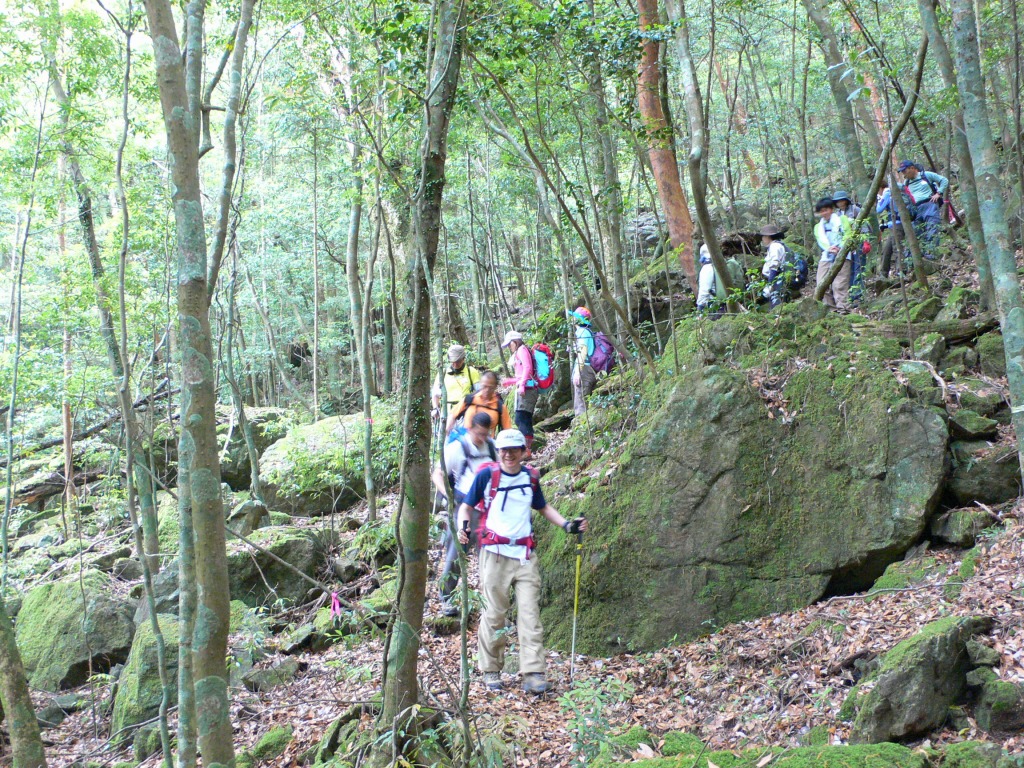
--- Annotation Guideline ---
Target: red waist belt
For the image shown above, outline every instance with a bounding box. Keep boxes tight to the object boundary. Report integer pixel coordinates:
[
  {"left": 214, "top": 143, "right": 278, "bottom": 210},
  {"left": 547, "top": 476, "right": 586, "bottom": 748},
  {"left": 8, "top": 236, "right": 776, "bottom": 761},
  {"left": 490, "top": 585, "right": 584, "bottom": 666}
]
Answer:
[{"left": 479, "top": 528, "right": 535, "bottom": 557}]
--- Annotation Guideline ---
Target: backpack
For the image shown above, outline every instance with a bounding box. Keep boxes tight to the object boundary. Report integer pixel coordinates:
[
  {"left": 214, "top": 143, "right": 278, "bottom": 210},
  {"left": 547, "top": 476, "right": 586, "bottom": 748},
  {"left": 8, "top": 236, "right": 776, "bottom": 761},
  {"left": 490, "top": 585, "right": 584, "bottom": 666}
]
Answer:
[
  {"left": 588, "top": 330, "right": 617, "bottom": 374},
  {"left": 783, "top": 245, "right": 808, "bottom": 290},
  {"left": 529, "top": 343, "right": 555, "bottom": 390},
  {"left": 475, "top": 462, "right": 541, "bottom": 557},
  {"left": 448, "top": 436, "right": 497, "bottom": 489},
  {"left": 445, "top": 392, "right": 504, "bottom": 443}
]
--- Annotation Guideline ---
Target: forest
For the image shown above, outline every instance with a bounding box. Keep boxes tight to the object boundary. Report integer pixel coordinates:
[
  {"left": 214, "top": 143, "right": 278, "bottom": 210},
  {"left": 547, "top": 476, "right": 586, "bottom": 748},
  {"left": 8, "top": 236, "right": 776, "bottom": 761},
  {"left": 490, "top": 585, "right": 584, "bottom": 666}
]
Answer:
[{"left": 1, "top": 0, "right": 1023, "bottom": 764}]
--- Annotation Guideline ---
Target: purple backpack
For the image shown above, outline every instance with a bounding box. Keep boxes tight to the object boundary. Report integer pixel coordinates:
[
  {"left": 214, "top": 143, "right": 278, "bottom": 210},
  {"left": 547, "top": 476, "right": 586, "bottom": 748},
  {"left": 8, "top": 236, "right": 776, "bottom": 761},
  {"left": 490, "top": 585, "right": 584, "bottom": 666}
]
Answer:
[{"left": 588, "top": 330, "right": 616, "bottom": 374}]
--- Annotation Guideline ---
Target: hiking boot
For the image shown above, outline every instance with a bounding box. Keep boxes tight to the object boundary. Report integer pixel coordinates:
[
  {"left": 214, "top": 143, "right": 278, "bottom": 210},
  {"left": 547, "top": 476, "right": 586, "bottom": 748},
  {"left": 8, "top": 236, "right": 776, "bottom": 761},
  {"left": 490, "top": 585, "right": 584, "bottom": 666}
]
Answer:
[
  {"left": 483, "top": 672, "right": 503, "bottom": 691},
  {"left": 521, "top": 673, "right": 552, "bottom": 695},
  {"left": 439, "top": 600, "right": 459, "bottom": 618}
]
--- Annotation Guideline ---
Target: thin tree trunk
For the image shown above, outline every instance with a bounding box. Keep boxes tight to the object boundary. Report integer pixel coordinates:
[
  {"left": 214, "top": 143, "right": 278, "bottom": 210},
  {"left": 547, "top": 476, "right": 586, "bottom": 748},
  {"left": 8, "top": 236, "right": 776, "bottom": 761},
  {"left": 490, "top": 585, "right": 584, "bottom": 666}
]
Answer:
[
  {"left": 378, "top": 0, "right": 465, "bottom": 744},
  {"left": 802, "top": 0, "right": 871, "bottom": 199},
  {"left": 142, "top": 0, "right": 235, "bottom": 764},
  {"left": 637, "top": 0, "right": 697, "bottom": 292},
  {"left": 0, "top": 601, "right": 47, "bottom": 768},
  {"left": 950, "top": 0, "right": 1024, "bottom": 490},
  {"left": 918, "top": 0, "right": 994, "bottom": 309}
]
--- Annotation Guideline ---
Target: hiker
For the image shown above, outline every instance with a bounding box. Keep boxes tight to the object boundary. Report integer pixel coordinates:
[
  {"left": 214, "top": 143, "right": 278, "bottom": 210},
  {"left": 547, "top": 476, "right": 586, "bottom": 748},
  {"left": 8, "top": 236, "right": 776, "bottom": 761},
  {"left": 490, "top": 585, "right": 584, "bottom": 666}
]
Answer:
[
  {"left": 432, "top": 411, "right": 496, "bottom": 617},
  {"left": 500, "top": 331, "right": 540, "bottom": 457},
  {"left": 455, "top": 428, "right": 587, "bottom": 694},
  {"left": 813, "top": 197, "right": 854, "bottom": 314},
  {"left": 569, "top": 307, "right": 597, "bottom": 415},
  {"left": 834, "top": 190, "right": 868, "bottom": 301},
  {"left": 447, "top": 370, "right": 512, "bottom": 436},
  {"left": 898, "top": 160, "right": 948, "bottom": 259},
  {"left": 759, "top": 224, "right": 790, "bottom": 308},
  {"left": 695, "top": 246, "right": 716, "bottom": 312},
  {"left": 876, "top": 180, "right": 903, "bottom": 276},
  {"left": 432, "top": 344, "right": 480, "bottom": 422}
]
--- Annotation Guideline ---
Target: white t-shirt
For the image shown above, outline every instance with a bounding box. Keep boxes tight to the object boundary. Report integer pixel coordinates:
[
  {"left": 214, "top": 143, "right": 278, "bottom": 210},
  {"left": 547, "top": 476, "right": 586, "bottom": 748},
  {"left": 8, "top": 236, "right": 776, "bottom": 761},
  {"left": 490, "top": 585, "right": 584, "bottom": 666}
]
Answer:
[
  {"left": 443, "top": 436, "right": 496, "bottom": 496},
  {"left": 696, "top": 263, "right": 716, "bottom": 307},
  {"left": 464, "top": 466, "right": 547, "bottom": 561},
  {"left": 763, "top": 241, "right": 786, "bottom": 277}
]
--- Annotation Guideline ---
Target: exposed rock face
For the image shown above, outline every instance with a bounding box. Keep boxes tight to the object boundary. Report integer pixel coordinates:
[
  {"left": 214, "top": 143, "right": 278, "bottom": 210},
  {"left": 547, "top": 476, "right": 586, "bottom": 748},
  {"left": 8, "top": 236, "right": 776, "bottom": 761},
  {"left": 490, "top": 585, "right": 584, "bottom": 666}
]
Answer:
[
  {"left": 111, "top": 614, "right": 179, "bottom": 741},
  {"left": 539, "top": 312, "right": 949, "bottom": 655},
  {"left": 16, "top": 571, "right": 135, "bottom": 691},
  {"left": 226, "top": 526, "right": 324, "bottom": 606},
  {"left": 258, "top": 401, "right": 399, "bottom": 516},
  {"left": 847, "top": 616, "right": 993, "bottom": 743}
]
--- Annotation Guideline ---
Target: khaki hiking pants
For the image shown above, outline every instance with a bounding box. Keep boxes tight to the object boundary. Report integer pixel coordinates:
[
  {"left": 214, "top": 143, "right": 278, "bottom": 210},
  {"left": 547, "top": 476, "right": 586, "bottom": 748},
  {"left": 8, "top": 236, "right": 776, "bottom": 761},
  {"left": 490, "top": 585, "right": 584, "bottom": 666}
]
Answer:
[
  {"left": 816, "top": 258, "right": 852, "bottom": 313},
  {"left": 572, "top": 364, "right": 597, "bottom": 415},
  {"left": 477, "top": 549, "right": 545, "bottom": 676}
]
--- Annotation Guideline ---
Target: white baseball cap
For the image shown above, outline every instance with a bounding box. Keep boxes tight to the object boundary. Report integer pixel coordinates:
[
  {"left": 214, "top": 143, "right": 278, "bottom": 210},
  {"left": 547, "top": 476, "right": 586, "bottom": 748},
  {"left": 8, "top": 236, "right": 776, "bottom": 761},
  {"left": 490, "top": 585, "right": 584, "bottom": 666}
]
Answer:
[
  {"left": 501, "top": 330, "right": 524, "bottom": 348},
  {"left": 495, "top": 429, "right": 527, "bottom": 449}
]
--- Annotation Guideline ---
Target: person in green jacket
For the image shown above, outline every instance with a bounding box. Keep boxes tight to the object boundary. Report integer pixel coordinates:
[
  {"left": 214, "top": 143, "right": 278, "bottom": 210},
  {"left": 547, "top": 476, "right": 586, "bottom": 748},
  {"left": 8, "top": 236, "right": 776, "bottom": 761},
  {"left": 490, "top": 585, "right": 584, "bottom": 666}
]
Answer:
[{"left": 813, "top": 197, "right": 854, "bottom": 314}]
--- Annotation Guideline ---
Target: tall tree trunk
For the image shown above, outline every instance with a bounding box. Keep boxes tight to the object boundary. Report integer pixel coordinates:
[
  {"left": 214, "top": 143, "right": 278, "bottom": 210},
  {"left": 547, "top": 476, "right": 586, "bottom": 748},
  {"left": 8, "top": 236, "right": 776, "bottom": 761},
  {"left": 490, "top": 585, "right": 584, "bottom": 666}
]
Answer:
[
  {"left": 801, "top": 0, "right": 871, "bottom": 199},
  {"left": 667, "top": 0, "right": 736, "bottom": 308},
  {"left": 0, "top": 601, "right": 47, "bottom": 768},
  {"left": 950, "top": 0, "right": 1024, "bottom": 489},
  {"left": 918, "top": 0, "right": 994, "bottom": 309},
  {"left": 379, "top": 0, "right": 465, "bottom": 742},
  {"left": 637, "top": 0, "right": 697, "bottom": 292},
  {"left": 142, "top": 0, "right": 235, "bottom": 764}
]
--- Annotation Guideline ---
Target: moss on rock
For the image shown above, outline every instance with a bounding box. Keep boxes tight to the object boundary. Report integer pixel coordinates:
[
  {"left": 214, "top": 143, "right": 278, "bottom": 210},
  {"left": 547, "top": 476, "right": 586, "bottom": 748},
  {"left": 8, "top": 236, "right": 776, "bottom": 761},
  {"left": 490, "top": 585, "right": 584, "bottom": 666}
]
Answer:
[
  {"left": 226, "top": 526, "right": 321, "bottom": 606},
  {"left": 866, "top": 558, "right": 943, "bottom": 601},
  {"left": 597, "top": 742, "right": 927, "bottom": 767},
  {"left": 16, "top": 571, "right": 135, "bottom": 691},
  {"left": 111, "top": 614, "right": 179, "bottom": 741},
  {"left": 251, "top": 724, "right": 293, "bottom": 760}
]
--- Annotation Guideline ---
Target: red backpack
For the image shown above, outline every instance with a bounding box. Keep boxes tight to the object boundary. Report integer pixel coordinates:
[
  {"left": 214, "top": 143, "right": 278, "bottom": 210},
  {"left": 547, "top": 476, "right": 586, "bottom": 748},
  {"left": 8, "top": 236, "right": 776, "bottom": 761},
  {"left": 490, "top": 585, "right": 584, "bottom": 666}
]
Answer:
[
  {"left": 475, "top": 462, "right": 541, "bottom": 557},
  {"left": 529, "top": 343, "right": 555, "bottom": 390}
]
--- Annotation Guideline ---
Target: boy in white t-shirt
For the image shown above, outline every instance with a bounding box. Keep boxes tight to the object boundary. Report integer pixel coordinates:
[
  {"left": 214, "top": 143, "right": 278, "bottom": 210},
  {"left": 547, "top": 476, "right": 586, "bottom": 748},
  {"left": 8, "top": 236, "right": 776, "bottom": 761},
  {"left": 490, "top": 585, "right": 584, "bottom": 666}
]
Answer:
[{"left": 457, "top": 429, "right": 587, "bottom": 694}]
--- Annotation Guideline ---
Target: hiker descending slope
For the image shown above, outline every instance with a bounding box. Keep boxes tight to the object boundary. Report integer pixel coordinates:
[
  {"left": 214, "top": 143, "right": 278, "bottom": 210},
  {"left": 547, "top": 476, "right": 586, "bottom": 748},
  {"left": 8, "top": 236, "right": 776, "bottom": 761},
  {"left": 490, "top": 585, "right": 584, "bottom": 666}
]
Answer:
[
  {"left": 456, "top": 428, "right": 587, "bottom": 694},
  {"left": 432, "top": 411, "right": 497, "bottom": 617},
  {"left": 760, "top": 225, "right": 790, "bottom": 308},
  {"left": 447, "top": 370, "right": 512, "bottom": 437},
  {"left": 569, "top": 307, "right": 597, "bottom": 414},
  {"left": 432, "top": 344, "right": 480, "bottom": 421},
  {"left": 500, "top": 330, "right": 549, "bottom": 458},
  {"left": 696, "top": 246, "right": 716, "bottom": 312},
  {"left": 833, "top": 190, "right": 869, "bottom": 302},
  {"left": 876, "top": 180, "right": 903, "bottom": 276},
  {"left": 898, "top": 160, "right": 948, "bottom": 260},
  {"left": 813, "top": 197, "right": 854, "bottom": 314}
]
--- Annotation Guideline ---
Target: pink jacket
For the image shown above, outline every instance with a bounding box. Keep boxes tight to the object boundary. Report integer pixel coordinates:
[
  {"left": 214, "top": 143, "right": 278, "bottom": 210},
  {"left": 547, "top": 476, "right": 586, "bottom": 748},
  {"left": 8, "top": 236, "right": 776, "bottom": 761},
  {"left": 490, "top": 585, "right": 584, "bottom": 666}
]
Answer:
[{"left": 503, "top": 343, "right": 534, "bottom": 396}]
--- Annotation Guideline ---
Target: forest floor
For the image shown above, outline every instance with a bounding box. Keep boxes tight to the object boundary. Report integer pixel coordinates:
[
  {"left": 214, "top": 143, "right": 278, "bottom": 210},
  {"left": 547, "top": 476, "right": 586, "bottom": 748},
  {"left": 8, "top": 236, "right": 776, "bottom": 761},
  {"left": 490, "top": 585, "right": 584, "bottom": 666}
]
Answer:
[{"left": 40, "top": 487, "right": 1024, "bottom": 767}]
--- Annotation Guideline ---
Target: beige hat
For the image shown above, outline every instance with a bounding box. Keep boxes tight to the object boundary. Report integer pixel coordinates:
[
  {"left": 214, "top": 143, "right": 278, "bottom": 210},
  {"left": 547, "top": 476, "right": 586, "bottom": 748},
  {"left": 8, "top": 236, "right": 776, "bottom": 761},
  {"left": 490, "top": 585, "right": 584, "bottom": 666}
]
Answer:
[
  {"left": 447, "top": 344, "right": 466, "bottom": 363},
  {"left": 501, "top": 330, "right": 524, "bottom": 348}
]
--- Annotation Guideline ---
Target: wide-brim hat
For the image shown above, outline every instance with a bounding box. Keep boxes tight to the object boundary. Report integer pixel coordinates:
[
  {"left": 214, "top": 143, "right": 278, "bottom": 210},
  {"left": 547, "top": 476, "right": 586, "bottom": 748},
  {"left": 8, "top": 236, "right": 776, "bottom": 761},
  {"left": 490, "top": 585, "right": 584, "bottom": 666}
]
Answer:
[
  {"left": 759, "top": 224, "right": 784, "bottom": 237},
  {"left": 832, "top": 191, "right": 852, "bottom": 203}
]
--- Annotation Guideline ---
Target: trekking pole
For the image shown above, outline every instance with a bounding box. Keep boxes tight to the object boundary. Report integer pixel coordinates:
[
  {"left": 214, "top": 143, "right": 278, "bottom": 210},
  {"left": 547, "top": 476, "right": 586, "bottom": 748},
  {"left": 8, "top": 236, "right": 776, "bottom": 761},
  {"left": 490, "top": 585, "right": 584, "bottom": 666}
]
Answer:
[
  {"left": 462, "top": 519, "right": 470, "bottom": 554},
  {"left": 569, "top": 524, "right": 584, "bottom": 683}
]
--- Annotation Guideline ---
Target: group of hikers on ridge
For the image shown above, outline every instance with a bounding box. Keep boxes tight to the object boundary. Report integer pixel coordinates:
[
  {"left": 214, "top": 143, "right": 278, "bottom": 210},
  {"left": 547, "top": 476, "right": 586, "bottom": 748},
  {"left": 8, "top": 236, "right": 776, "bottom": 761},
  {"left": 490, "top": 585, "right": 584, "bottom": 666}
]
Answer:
[
  {"left": 419, "top": 159, "right": 950, "bottom": 697},
  {"left": 429, "top": 328, "right": 593, "bottom": 695},
  {"left": 697, "top": 159, "right": 950, "bottom": 315}
]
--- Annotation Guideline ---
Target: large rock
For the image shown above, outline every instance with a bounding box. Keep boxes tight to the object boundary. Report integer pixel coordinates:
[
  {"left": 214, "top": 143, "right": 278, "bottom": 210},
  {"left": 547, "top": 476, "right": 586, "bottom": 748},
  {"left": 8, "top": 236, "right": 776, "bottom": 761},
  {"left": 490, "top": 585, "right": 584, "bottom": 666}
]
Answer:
[
  {"left": 539, "top": 313, "right": 949, "bottom": 655},
  {"left": 16, "top": 571, "right": 135, "bottom": 691},
  {"left": 111, "top": 614, "right": 179, "bottom": 741},
  {"left": 848, "top": 615, "right": 993, "bottom": 743},
  {"left": 948, "top": 441, "right": 1021, "bottom": 506},
  {"left": 976, "top": 332, "right": 1006, "bottom": 378},
  {"left": 227, "top": 526, "right": 324, "bottom": 606},
  {"left": 257, "top": 401, "right": 399, "bottom": 516},
  {"left": 134, "top": 559, "right": 180, "bottom": 624}
]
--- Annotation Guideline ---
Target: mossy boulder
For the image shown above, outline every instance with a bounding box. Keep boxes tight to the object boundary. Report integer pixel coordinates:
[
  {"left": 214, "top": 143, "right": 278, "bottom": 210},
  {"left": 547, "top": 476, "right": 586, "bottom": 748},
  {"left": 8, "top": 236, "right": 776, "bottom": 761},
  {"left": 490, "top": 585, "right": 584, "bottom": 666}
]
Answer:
[
  {"left": 865, "top": 557, "right": 943, "bottom": 601},
  {"left": 242, "top": 657, "right": 301, "bottom": 691},
  {"left": 849, "top": 615, "right": 993, "bottom": 743},
  {"left": 935, "top": 286, "right": 976, "bottom": 322},
  {"left": 250, "top": 724, "right": 293, "bottom": 760},
  {"left": 948, "top": 441, "right": 1021, "bottom": 506},
  {"left": 976, "top": 333, "right": 1006, "bottom": 378},
  {"left": 257, "top": 401, "right": 400, "bottom": 516},
  {"left": 915, "top": 332, "right": 946, "bottom": 366},
  {"left": 227, "top": 526, "right": 323, "bottom": 606},
  {"left": 930, "top": 508, "right": 997, "bottom": 547},
  {"left": 539, "top": 314, "right": 948, "bottom": 654},
  {"left": 909, "top": 296, "right": 943, "bottom": 323},
  {"left": 939, "top": 741, "right": 1006, "bottom": 768},
  {"left": 975, "top": 675, "right": 1024, "bottom": 733},
  {"left": 949, "top": 409, "right": 998, "bottom": 440},
  {"left": 219, "top": 408, "right": 289, "bottom": 490},
  {"left": 111, "top": 614, "right": 179, "bottom": 741},
  {"left": 16, "top": 571, "right": 135, "bottom": 691},
  {"left": 956, "top": 379, "right": 1005, "bottom": 418},
  {"left": 598, "top": 742, "right": 927, "bottom": 767}
]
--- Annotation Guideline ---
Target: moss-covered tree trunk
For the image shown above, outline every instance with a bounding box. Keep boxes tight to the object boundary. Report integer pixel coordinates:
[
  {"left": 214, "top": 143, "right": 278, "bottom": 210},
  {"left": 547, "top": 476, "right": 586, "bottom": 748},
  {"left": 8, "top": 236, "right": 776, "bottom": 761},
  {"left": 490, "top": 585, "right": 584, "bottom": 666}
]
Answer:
[
  {"left": 143, "top": 0, "right": 235, "bottom": 765},
  {"left": 378, "top": 0, "right": 466, "bottom": 745},
  {"left": 917, "top": 0, "right": 994, "bottom": 310},
  {"left": 0, "top": 599, "right": 47, "bottom": 767},
  {"left": 951, "top": 0, "right": 1024, "bottom": 490},
  {"left": 802, "top": 0, "right": 871, "bottom": 200},
  {"left": 637, "top": 0, "right": 697, "bottom": 292}
]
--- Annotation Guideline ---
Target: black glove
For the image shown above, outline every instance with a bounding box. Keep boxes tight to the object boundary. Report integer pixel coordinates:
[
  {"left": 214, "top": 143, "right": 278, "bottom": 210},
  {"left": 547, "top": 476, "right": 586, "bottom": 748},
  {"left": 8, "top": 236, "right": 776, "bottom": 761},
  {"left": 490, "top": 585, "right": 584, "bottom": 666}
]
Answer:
[{"left": 563, "top": 517, "right": 584, "bottom": 535}]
